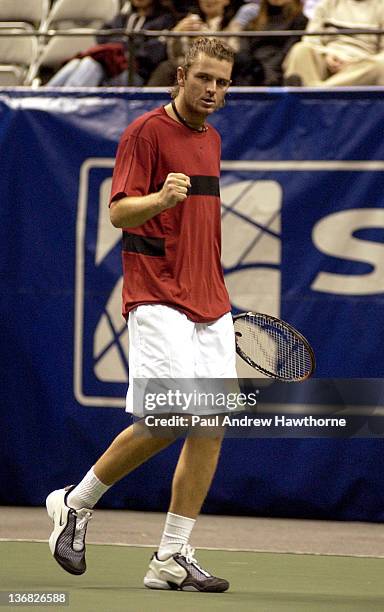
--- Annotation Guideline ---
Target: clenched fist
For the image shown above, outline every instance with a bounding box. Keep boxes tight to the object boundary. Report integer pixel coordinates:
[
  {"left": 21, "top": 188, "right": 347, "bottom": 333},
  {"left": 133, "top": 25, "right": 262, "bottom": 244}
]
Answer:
[{"left": 158, "top": 173, "right": 191, "bottom": 210}]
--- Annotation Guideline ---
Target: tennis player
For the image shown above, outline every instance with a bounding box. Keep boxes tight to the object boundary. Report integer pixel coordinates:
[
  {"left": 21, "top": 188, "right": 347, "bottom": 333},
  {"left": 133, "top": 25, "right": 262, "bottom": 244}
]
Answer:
[{"left": 46, "top": 37, "right": 236, "bottom": 593}]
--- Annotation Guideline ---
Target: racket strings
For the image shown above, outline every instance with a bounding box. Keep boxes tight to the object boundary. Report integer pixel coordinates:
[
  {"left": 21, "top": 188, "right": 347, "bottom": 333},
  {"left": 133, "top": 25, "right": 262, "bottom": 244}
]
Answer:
[{"left": 235, "top": 313, "right": 313, "bottom": 381}]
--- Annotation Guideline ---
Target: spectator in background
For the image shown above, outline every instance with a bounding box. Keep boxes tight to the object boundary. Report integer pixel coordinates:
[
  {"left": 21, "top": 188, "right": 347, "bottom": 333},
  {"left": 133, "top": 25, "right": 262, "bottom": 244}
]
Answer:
[
  {"left": 229, "top": 0, "right": 320, "bottom": 29},
  {"left": 173, "top": 0, "right": 244, "bottom": 13},
  {"left": 146, "top": 0, "right": 236, "bottom": 85},
  {"left": 232, "top": 0, "right": 307, "bottom": 86},
  {"left": 283, "top": 0, "right": 384, "bottom": 86},
  {"left": 302, "top": 0, "right": 321, "bottom": 18},
  {"left": 229, "top": 0, "right": 260, "bottom": 31},
  {"left": 97, "top": 0, "right": 179, "bottom": 85},
  {"left": 47, "top": 0, "right": 178, "bottom": 86}
]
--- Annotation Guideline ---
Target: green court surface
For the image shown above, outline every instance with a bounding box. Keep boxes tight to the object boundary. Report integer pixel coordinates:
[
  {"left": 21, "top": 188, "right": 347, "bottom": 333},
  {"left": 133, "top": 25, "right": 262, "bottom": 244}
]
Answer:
[{"left": 1, "top": 542, "right": 383, "bottom": 612}]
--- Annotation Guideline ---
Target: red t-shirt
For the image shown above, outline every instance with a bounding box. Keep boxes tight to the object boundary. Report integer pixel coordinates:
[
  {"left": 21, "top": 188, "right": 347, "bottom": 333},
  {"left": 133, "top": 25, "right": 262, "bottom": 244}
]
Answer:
[{"left": 110, "top": 106, "right": 231, "bottom": 323}]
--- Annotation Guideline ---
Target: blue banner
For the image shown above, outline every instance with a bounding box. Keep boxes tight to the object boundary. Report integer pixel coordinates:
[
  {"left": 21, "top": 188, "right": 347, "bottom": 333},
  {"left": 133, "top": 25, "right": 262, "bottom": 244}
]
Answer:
[{"left": 1, "top": 88, "right": 384, "bottom": 520}]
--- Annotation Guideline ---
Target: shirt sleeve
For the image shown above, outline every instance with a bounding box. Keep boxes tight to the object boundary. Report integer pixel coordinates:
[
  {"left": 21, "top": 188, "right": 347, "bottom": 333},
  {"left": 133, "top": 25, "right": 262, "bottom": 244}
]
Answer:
[
  {"left": 233, "top": 3, "right": 260, "bottom": 28},
  {"left": 109, "top": 134, "right": 155, "bottom": 205},
  {"left": 303, "top": 0, "right": 330, "bottom": 48}
]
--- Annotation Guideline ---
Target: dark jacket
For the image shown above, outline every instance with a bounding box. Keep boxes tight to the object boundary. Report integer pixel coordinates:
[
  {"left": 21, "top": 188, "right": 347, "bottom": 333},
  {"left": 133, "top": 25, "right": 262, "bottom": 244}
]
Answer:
[
  {"left": 234, "top": 7, "right": 308, "bottom": 86},
  {"left": 96, "top": 11, "right": 178, "bottom": 82}
]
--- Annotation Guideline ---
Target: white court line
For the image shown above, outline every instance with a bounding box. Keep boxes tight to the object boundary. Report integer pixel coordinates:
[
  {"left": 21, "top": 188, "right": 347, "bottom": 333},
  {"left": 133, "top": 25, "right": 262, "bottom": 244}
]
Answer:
[{"left": 1, "top": 538, "right": 383, "bottom": 559}]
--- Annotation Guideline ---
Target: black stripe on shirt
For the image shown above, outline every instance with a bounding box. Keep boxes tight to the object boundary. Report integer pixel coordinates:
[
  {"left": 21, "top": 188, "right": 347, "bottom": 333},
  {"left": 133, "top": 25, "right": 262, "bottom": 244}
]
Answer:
[
  {"left": 122, "top": 233, "right": 165, "bottom": 257},
  {"left": 156, "top": 175, "right": 220, "bottom": 197},
  {"left": 189, "top": 175, "right": 220, "bottom": 197}
]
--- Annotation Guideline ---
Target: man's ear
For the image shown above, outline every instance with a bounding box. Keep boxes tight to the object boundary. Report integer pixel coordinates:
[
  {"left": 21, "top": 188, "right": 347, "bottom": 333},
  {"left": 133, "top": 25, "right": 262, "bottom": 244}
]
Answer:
[{"left": 177, "top": 66, "right": 186, "bottom": 88}]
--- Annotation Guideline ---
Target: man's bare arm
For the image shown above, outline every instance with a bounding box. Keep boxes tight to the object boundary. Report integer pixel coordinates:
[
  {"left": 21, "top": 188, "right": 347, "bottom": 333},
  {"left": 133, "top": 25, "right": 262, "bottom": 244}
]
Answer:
[{"left": 110, "top": 172, "right": 191, "bottom": 228}]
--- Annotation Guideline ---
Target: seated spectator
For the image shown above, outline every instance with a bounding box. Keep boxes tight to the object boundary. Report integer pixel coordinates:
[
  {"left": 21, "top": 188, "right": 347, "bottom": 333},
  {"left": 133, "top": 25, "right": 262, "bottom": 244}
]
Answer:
[
  {"left": 302, "top": 0, "right": 321, "bottom": 18},
  {"left": 172, "top": 0, "right": 199, "bottom": 11},
  {"left": 228, "top": 0, "right": 260, "bottom": 31},
  {"left": 232, "top": 0, "right": 307, "bottom": 86},
  {"left": 283, "top": 0, "right": 384, "bottom": 86},
  {"left": 97, "top": 0, "right": 179, "bottom": 85},
  {"left": 229, "top": 0, "right": 320, "bottom": 29},
  {"left": 46, "top": 43, "right": 129, "bottom": 87},
  {"left": 47, "top": 0, "right": 178, "bottom": 86},
  {"left": 146, "top": 0, "right": 236, "bottom": 86}
]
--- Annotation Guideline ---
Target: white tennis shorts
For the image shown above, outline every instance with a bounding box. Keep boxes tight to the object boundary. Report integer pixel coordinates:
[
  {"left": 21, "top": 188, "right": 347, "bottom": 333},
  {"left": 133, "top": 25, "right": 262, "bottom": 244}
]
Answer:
[{"left": 126, "top": 304, "right": 237, "bottom": 413}]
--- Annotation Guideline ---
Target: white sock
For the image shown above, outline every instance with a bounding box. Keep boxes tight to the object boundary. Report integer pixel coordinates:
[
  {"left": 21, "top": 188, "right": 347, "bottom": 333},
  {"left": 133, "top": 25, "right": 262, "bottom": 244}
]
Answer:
[
  {"left": 66, "top": 467, "right": 111, "bottom": 510},
  {"left": 157, "top": 512, "right": 196, "bottom": 560}
]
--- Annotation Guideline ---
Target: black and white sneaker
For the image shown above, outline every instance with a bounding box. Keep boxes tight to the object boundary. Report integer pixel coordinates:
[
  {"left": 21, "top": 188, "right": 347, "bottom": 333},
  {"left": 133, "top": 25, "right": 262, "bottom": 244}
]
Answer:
[
  {"left": 46, "top": 485, "right": 92, "bottom": 575},
  {"left": 143, "top": 544, "right": 229, "bottom": 592}
]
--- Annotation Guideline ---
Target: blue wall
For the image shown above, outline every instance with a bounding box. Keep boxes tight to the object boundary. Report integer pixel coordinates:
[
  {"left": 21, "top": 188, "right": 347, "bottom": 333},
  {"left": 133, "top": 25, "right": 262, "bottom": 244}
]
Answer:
[{"left": 1, "top": 88, "right": 384, "bottom": 520}]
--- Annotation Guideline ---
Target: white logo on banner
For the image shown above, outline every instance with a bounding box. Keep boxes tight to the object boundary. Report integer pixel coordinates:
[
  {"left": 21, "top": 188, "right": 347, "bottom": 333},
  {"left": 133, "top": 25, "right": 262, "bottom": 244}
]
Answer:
[
  {"left": 311, "top": 209, "right": 384, "bottom": 295},
  {"left": 93, "top": 178, "right": 282, "bottom": 384},
  {"left": 75, "top": 159, "right": 384, "bottom": 406},
  {"left": 221, "top": 180, "right": 282, "bottom": 378},
  {"left": 221, "top": 180, "right": 281, "bottom": 315},
  {"left": 93, "top": 177, "right": 128, "bottom": 383}
]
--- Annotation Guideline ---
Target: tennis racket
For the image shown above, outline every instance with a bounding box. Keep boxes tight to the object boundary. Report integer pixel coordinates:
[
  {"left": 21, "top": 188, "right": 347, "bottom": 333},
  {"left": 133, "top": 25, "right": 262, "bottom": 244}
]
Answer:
[{"left": 233, "top": 311, "right": 315, "bottom": 382}]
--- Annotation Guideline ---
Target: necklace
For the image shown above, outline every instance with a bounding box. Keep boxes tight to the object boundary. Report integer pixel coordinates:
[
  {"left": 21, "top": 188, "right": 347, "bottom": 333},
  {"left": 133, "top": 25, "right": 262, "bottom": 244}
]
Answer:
[{"left": 171, "top": 100, "right": 207, "bottom": 133}]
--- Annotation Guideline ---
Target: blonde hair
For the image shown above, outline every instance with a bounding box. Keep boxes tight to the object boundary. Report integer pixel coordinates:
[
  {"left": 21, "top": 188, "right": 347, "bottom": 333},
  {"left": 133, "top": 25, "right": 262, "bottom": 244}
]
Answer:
[{"left": 171, "top": 37, "right": 235, "bottom": 99}]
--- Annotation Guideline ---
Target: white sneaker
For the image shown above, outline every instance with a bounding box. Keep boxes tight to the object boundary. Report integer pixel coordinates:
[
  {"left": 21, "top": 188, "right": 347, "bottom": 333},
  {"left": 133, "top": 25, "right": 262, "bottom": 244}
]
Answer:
[
  {"left": 143, "top": 544, "right": 229, "bottom": 592},
  {"left": 46, "top": 485, "right": 92, "bottom": 575}
]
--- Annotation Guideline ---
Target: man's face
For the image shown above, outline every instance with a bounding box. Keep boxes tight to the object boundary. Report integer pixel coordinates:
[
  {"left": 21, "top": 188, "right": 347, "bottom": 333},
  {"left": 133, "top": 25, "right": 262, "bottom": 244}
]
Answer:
[{"left": 177, "top": 53, "right": 233, "bottom": 118}]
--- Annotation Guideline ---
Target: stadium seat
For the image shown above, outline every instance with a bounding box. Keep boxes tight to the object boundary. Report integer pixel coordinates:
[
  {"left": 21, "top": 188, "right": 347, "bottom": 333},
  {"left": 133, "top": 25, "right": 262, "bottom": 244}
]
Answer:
[
  {"left": 0, "top": 0, "right": 49, "bottom": 28},
  {"left": 43, "top": 0, "right": 120, "bottom": 30},
  {"left": 36, "top": 34, "right": 96, "bottom": 71},
  {"left": 31, "top": 0, "right": 120, "bottom": 82},
  {"left": 0, "top": 23, "right": 39, "bottom": 85},
  {"left": 0, "top": 65, "right": 25, "bottom": 86}
]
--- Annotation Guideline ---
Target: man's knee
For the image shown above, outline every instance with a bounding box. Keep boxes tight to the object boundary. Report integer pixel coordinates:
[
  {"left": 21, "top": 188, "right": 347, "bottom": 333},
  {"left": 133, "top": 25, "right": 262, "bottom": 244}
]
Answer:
[
  {"left": 348, "top": 57, "right": 384, "bottom": 85},
  {"left": 285, "top": 42, "right": 316, "bottom": 66}
]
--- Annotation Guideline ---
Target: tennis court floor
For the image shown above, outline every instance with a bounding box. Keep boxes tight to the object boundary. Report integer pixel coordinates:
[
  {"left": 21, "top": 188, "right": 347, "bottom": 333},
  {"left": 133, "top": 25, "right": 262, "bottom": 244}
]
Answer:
[{"left": 1, "top": 541, "right": 384, "bottom": 611}]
